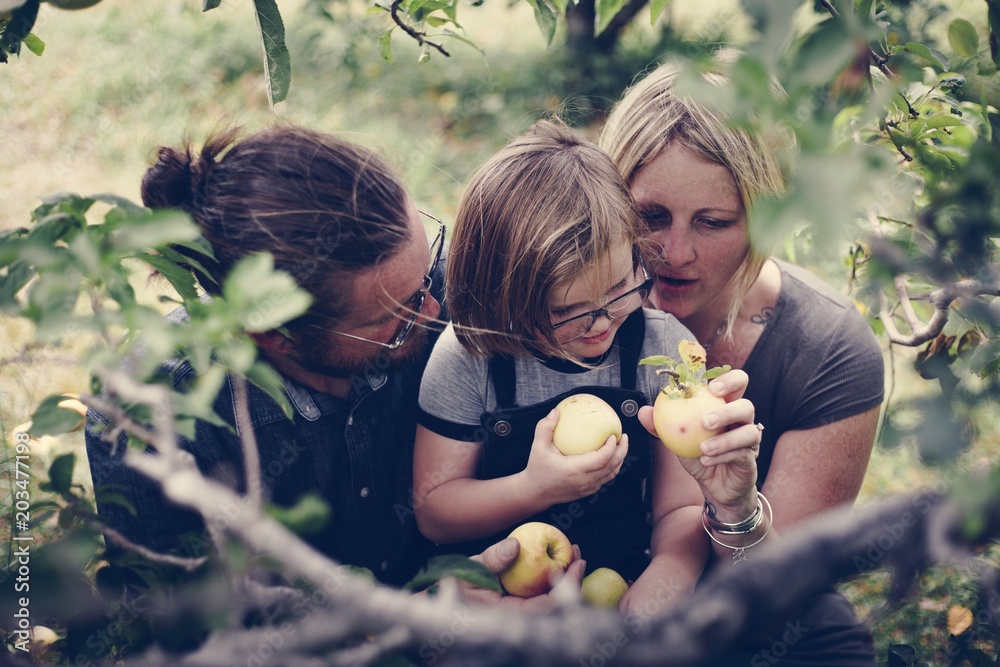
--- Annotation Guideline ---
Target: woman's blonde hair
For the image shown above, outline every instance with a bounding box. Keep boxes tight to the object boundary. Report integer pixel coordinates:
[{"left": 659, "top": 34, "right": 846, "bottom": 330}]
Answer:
[
  {"left": 599, "top": 51, "right": 786, "bottom": 335},
  {"left": 448, "top": 119, "right": 650, "bottom": 359}
]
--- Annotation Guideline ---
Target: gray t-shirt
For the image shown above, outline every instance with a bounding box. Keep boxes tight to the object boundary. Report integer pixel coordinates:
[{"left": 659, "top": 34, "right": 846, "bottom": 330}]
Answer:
[
  {"left": 418, "top": 309, "right": 692, "bottom": 440},
  {"left": 747, "top": 259, "right": 885, "bottom": 482}
]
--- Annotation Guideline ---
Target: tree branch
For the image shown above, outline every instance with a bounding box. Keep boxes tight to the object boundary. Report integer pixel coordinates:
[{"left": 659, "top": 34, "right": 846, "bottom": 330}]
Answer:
[
  {"left": 389, "top": 0, "right": 450, "bottom": 57},
  {"left": 878, "top": 278, "right": 1000, "bottom": 346}
]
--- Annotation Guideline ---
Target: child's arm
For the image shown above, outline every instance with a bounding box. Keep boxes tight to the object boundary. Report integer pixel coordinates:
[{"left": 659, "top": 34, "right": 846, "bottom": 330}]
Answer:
[
  {"left": 413, "top": 410, "right": 629, "bottom": 544},
  {"left": 619, "top": 441, "right": 708, "bottom": 615}
]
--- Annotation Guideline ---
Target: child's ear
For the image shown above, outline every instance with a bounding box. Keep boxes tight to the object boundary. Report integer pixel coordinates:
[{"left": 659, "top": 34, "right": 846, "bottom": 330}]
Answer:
[{"left": 249, "top": 330, "right": 295, "bottom": 354}]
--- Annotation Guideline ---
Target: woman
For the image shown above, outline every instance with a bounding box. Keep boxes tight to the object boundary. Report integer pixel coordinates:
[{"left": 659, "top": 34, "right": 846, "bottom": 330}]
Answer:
[{"left": 600, "top": 56, "right": 885, "bottom": 533}]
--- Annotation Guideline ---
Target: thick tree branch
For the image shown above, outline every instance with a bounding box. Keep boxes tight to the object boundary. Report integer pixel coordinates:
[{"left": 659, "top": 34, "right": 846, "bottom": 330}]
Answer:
[{"left": 878, "top": 278, "right": 1000, "bottom": 346}]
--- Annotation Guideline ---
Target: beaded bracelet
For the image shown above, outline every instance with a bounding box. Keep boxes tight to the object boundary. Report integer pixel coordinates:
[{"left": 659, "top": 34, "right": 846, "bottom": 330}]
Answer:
[{"left": 701, "top": 492, "right": 772, "bottom": 563}]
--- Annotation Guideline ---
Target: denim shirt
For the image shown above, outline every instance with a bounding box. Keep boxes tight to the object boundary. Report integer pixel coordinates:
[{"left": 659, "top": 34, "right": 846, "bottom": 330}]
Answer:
[{"left": 86, "top": 266, "right": 445, "bottom": 588}]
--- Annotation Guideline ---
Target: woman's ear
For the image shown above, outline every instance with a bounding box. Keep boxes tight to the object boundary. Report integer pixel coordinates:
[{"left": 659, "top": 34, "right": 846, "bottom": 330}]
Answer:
[{"left": 249, "top": 330, "right": 296, "bottom": 354}]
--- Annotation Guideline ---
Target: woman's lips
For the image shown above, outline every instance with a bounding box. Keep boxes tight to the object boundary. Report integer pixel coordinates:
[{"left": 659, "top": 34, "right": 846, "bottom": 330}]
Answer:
[{"left": 657, "top": 274, "right": 697, "bottom": 292}]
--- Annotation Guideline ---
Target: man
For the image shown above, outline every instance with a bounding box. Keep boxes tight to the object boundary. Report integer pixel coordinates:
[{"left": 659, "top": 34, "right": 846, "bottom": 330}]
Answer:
[{"left": 86, "top": 125, "right": 582, "bottom": 593}]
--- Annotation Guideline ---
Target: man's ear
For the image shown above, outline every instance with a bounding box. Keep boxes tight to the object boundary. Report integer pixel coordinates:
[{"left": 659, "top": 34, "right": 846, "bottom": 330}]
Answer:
[{"left": 249, "top": 330, "right": 296, "bottom": 354}]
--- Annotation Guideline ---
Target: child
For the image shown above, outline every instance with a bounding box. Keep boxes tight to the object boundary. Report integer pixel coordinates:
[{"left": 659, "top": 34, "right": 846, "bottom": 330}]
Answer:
[{"left": 414, "top": 120, "right": 710, "bottom": 603}]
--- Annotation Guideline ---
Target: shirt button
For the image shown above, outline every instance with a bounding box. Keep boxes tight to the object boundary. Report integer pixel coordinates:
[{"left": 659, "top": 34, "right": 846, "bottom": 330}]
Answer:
[
  {"left": 381, "top": 560, "right": 389, "bottom": 571},
  {"left": 347, "top": 415, "right": 353, "bottom": 426},
  {"left": 360, "top": 487, "right": 370, "bottom": 498}
]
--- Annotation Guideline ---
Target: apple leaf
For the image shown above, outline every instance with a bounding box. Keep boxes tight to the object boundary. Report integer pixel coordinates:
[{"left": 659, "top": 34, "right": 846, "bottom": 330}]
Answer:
[
  {"left": 702, "top": 365, "right": 732, "bottom": 381},
  {"left": 639, "top": 355, "right": 674, "bottom": 366},
  {"left": 405, "top": 554, "right": 500, "bottom": 592},
  {"left": 29, "top": 393, "right": 86, "bottom": 437},
  {"left": 265, "top": 493, "right": 331, "bottom": 535}
]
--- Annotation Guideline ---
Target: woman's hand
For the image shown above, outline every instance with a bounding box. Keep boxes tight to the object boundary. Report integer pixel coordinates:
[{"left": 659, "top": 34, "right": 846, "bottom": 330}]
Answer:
[
  {"left": 640, "top": 369, "right": 763, "bottom": 519},
  {"left": 518, "top": 409, "right": 629, "bottom": 506}
]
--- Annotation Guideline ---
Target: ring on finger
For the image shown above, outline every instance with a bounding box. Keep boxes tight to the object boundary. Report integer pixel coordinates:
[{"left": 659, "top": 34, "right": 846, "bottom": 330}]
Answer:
[
  {"left": 749, "top": 443, "right": 759, "bottom": 452},
  {"left": 755, "top": 422, "right": 765, "bottom": 432}
]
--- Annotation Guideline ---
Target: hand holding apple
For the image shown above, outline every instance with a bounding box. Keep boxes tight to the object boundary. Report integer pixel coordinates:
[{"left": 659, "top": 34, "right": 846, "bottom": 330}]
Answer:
[
  {"left": 519, "top": 409, "right": 629, "bottom": 506},
  {"left": 498, "top": 522, "right": 575, "bottom": 597},
  {"left": 551, "top": 394, "right": 622, "bottom": 455}
]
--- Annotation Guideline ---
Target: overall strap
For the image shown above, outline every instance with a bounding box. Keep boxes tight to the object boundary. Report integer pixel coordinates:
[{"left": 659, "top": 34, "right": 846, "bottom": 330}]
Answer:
[
  {"left": 488, "top": 310, "right": 648, "bottom": 404},
  {"left": 617, "top": 310, "right": 647, "bottom": 391},
  {"left": 488, "top": 355, "right": 518, "bottom": 410}
]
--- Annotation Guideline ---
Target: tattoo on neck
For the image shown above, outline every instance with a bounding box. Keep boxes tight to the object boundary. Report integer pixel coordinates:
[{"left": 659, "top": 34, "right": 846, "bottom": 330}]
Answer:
[{"left": 750, "top": 307, "right": 774, "bottom": 326}]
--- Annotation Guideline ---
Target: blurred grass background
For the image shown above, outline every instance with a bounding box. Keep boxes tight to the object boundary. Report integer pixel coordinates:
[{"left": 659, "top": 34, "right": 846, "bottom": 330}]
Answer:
[{"left": 2, "top": 0, "right": 998, "bottom": 662}]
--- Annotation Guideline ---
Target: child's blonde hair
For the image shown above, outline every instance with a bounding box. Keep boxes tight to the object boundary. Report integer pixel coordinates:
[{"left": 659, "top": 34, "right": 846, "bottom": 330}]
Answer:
[{"left": 447, "top": 119, "right": 650, "bottom": 359}]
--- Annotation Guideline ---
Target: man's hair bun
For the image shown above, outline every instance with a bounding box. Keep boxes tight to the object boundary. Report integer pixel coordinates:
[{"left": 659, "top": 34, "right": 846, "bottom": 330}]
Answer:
[{"left": 140, "top": 129, "right": 238, "bottom": 212}]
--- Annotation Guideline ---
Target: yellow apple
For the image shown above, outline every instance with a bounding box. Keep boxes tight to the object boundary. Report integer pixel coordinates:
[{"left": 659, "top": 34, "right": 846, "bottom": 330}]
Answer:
[
  {"left": 499, "top": 522, "right": 574, "bottom": 597},
  {"left": 581, "top": 567, "right": 629, "bottom": 608},
  {"left": 551, "top": 394, "right": 622, "bottom": 456},
  {"left": 652, "top": 385, "right": 726, "bottom": 458}
]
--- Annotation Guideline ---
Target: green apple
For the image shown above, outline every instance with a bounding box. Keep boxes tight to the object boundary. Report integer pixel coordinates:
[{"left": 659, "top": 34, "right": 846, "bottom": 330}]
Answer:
[
  {"left": 499, "top": 522, "right": 574, "bottom": 597},
  {"left": 652, "top": 385, "right": 726, "bottom": 458},
  {"left": 581, "top": 567, "right": 629, "bottom": 608},
  {"left": 552, "top": 393, "right": 622, "bottom": 456}
]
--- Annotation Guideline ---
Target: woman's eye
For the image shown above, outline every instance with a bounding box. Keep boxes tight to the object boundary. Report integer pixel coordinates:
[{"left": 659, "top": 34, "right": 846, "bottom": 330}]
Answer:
[
  {"left": 640, "top": 210, "right": 670, "bottom": 228},
  {"left": 700, "top": 217, "right": 735, "bottom": 229}
]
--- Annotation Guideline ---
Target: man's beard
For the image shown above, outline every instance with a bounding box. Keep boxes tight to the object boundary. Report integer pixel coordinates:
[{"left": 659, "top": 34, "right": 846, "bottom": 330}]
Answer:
[{"left": 290, "top": 325, "right": 429, "bottom": 380}]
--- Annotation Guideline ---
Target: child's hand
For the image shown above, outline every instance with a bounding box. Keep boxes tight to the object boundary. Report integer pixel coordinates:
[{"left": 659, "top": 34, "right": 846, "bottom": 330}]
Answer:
[{"left": 519, "top": 408, "right": 629, "bottom": 506}]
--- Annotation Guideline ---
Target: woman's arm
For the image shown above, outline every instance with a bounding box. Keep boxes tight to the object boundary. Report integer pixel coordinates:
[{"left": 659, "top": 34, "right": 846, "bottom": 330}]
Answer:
[
  {"left": 762, "top": 406, "right": 880, "bottom": 532},
  {"left": 413, "top": 413, "right": 629, "bottom": 544},
  {"left": 620, "top": 442, "right": 707, "bottom": 614}
]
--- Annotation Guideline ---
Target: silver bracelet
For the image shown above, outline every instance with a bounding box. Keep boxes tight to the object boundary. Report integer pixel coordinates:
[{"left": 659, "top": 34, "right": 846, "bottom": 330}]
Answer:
[
  {"left": 704, "top": 497, "right": 763, "bottom": 535},
  {"left": 702, "top": 493, "right": 773, "bottom": 563}
]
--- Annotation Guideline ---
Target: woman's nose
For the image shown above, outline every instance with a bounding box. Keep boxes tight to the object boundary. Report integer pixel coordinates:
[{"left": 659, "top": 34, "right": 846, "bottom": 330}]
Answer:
[{"left": 652, "top": 227, "right": 696, "bottom": 268}]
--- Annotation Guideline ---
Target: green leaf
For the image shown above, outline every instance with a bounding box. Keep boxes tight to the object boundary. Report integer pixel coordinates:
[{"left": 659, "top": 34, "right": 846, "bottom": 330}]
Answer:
[
  {"left": 253, "top": 0, "right": 291, "bottom": 106},
  {"left": 379, "top": 29, "right": 395, "bottom": 64},
  {"left": 47, "top": 453, "right": 77, "bottom": 496},
  {"left": 139, "top": 252, "right": 199, "bottom": 302},
  {"left": 29, "top": 394, "right": 85, "bottom": 437},
  {"left": 245, "top": 360, "right": 293, "bottom": 420},
  {"left": 92, "top": 193, "right": 148, "bottom": 217},
  {"left": 947, "top": 18, "right": 979, "bottom": 58},
  {"left": 903, "top": 42, "right": 948, "bottom": 70},
  {"left": 223, "top": 253, "right": 312, "bottom": 332},
  {"left": 922, "top": 114, "right": 965, "bottom": 129},
  {"left": 0, "top": 261, "right": 35, "bottom": 313},
  {"left": 112, "top": 210, "right": 199, "bottom": 250},
  {"left": 21, "top": 32, "right": 43, "bottom": 55},
  {"left": 649, "top": 0, "right": 669, "bottom": 25},
  {"left": 202, "top": 0, "right": 222, "bottom": 10},
  {"left": 266, "top": 493, "right": 331, "bottom": 535},
  {"left": 702, "top": 365, "right": 731, "bottom": 381},
  {"left": 595, "top": 0, "right": 626, "bottom": 36},
  {"left": 95, "top": 490, "right": 138, "bottom": 517},
  {"left": 639, "top": 355, "right": 674, "bottom": 366},
  {"left": 524, "top": 0, "right": 557, "bottom": 45},
  {"left": 440, "top": 28, "right": 483, "bottom": 55},
  {"left": 405, "top": 554, "right": 500, "bottom": 592}
]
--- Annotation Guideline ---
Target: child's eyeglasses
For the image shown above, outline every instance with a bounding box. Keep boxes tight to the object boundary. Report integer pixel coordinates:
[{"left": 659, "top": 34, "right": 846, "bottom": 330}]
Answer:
[{"left": 550, "top": 256, "right": 652, "bottom": 343}]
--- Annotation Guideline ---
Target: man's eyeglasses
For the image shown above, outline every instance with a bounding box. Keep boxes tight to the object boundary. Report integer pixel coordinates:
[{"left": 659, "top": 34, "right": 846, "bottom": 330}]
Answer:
[
  {"left": 324, "top": 211, "right": 445, "bottom": 350},
  {"left": 550, "top": 255, "right": 652, "bottom": 343}
]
